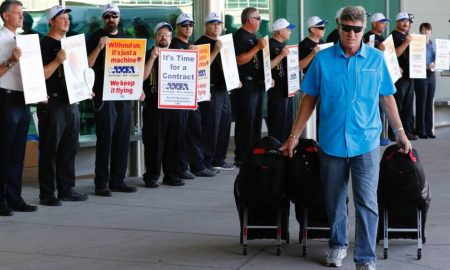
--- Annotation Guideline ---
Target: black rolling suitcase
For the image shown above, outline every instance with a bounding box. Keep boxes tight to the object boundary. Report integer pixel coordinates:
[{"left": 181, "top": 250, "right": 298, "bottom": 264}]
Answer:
[
  {"left": 377, "top": 145, "right": 431, "bottom": 260},
  {"left": 286, "top": 138, "right": 330, "bottom": 256},
  {"left": 234, "top": 136, "right": 290, "bottom": 256}
]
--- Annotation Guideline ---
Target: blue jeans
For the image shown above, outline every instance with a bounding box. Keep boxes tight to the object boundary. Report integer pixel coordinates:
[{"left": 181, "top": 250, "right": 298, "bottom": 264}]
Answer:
[{"left": 320, "top": 148, "right": 379, "bottom": 266}]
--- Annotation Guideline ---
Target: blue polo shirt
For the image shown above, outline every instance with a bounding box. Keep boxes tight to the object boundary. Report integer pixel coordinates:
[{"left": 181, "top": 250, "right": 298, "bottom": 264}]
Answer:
[{"left": 301, "top": 43, "right": 396, "bottom": 158}]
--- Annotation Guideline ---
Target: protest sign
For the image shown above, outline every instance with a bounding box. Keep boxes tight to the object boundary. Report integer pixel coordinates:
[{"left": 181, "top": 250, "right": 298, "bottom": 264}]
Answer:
[
  {"left": 287, "top": 45, "right": 300, "bottom": 97},
  {"left": 435, "top": 39, "right": 450, "bottom": 71},
  {"left": 382, "top": 35, "right": 402, "bottom": 83},
  {"left": 409, "top": 34, "right": 426, "bottom": 79},
  {"left": 262, "top": 36, "right": 272, "bottom": 91},
  {"left": 218, "top": 34, "right": 240, "bottom": 91},
  {"left": 197, "top": 44, "right": 210, "bottom": 102}
]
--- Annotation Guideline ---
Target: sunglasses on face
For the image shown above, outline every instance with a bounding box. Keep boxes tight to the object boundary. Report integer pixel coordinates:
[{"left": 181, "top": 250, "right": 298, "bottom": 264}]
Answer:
[
  {"left": 103, "top": 14, "right": 119, "bottom": 20},
  {"left": 340, "top": 24, "right": 363, "bottom": 33},
  {"left": 180, "top": 24, "right": 194, "bottom": 28},
  {"left": 315, "top": 27, "right": 325, "bottom": 30},
  {"left": 250, "top": 16, "right": 261, "bottom": 21}
]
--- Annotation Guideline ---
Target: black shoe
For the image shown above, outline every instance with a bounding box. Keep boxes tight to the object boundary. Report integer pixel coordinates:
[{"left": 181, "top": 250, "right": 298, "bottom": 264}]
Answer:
[
  {"left": 180, "top": 170, "right": 195, "bottom": 180},
  {"left": 39, "top": 196, "right": 62, "bottom": 206},
  {"left": 427, "top": 134, "right": 436, "bottom": 139},
  {"left": 58, "top": 191, "right": 88, "bottom": 201},
  {"left": 0, "top": 204, "right": 13, "bottom": 216},
  {"left": 405, "top": 131, "right": 418, "bottom": 140},
  {"left": 9, "top": 199, "right": 38, "bottom": 212},
  {"left": 94, "top": 188, "right": 112, "bottom": 197},
  {"left": 162, "top": 177, "right": 185, "bottom": 186},
  {"left": 418, "top": 134, "right": 428, "bottom": 139},
  {"left": 109, "top": 184, "right": 137, "bottom": 193},
  {"left": 193, "top": 168, "right": 217, "bottom": 177}
]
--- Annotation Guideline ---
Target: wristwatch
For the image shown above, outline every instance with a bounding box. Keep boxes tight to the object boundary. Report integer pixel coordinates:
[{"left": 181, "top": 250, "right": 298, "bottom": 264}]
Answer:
[{"left": 5, "top": 59, "right": 14, "bottom": 69}]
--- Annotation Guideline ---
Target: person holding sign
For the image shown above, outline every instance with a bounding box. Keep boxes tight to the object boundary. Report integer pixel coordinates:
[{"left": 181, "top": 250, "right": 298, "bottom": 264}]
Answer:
[
  {"left": 298, "top": 16, "right": 327, "bottom": 74},
  {"left": 38, "top": 6, "right": 88, "bottom": 206},
  {"left": 414, "top": 23, "right": 436, "bottom": 139},
  {"left": 281, "top": 7, "right": 410, "bottom": 270},
  {"left": 87, "top": 3, "right": 137, "bottom": 196},
  {"left": 363, "top": 13, "right": 390, "bottom": 50},
  {"left": 0, "top": 0, "right": 37, "bottom": 216},
  {"left": 267, "top": 18, "right": 295, "bottom": 143},
  {"left": 390, "top": 12, "right": 418, "bottom": 140},
  {"left": 232, "top": 7, "right": 267, "bottom": 167},
  {"left": 195, "top": 13, "right": 235, "bottom": 171},
  {"left": 141, "top": 22, "right": 185, "bottom": 187}
]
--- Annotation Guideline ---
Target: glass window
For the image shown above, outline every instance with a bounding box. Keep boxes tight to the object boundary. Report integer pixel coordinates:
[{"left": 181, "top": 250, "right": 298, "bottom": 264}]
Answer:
[{"left": 21, "top": 1, "right": 192, "bottom": 137}]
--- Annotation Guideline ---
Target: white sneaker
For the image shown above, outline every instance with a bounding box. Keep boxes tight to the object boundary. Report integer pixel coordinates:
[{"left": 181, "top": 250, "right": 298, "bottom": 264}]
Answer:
[
  {"left": 356, "top": 263, "right": 375, "bottom": 270},
  {"left": 325, "top": 247, "right": 347, "bottom": 267}
]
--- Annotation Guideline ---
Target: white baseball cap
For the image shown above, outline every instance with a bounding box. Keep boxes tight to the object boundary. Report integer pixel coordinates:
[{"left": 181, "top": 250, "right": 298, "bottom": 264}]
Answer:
[
  {"left": 396, "top": 12, "right": 412, "bottom": 22},
  {"left": 272, "top": 18, "right": 295, "bottom": 31},
  {"left": 154, "top": 22, "right": 173, "bottom": 35},
  {"left": 47, "top": 5, "right": 71, "bottom": 21},
  {"left": 335, "top": 7, "right": 344, "bottom": 19},
  {"left": 176, "top": 13, "right": 195, "bottom": 25},
  {"left": 307, "top": 16, "right": 328, "bottom": 28},
  {"left": 371, "top": 13, "right": 390, "bottom": 23},
  {"left": 102, "top": 3, "right": 120, "bottom": 17},
  {"left": 205, "top": 12, "right": 222, "bottom": 23}
]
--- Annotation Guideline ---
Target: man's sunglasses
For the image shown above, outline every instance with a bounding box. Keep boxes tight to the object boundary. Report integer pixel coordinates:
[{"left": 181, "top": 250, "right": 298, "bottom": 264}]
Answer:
[
  {"left": 340, "top": 24, "right": 363, "bottom": 33},
  {"left": 103, "top": 14, "right": 119, "bottom": 20},
  {"left": 250, "top": 16, "right": 261, "bottom": 21},
  {"left": 315, "top": 27, "right": 325, "bottom": 30},
  {"left": 180, "top": 24, "right": 194, "bottom": 28}
]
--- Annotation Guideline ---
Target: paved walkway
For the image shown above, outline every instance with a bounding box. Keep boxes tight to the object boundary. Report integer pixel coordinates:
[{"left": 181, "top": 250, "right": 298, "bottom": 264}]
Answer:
[{"left": 1, "top": 127, "right": 450, "bottom": 270}]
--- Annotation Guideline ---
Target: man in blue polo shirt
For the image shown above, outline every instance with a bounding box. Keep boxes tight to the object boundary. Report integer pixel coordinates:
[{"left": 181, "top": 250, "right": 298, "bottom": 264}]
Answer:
[{"left": 282, "top": 6, "right": 410, "bottom": 270}]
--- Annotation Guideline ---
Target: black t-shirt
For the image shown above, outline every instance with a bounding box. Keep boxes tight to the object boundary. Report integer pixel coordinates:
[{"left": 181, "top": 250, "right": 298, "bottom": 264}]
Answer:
[
  {"left": 195, "top": 35, "right": 225, "bottom": 88},
  {"left": 298, "top": 37, "right": 324, "bottom": 74},
  {"left": 233, "top": 28, "right": 263, "bottom": 80},
  {"left": 169, "top": 37, "right": 192, "bottom": 49},
  {"left": 326, "top": 29, "right": 340, "bottom": 44},
  {"left": 363, "top": 30, "right": 385, "bottom": 49},
  {"left": 391, "top": 30, "right": 410, "bottom": 78},
  {"left": 142, "top": 47, "right": 158, "bottom": 106},
  {"left": 269, "top": 38, "right": 287, "bottom": 94},
  {"left": 86, "top": 28, "right": 127, "bottom": 100},
  {"left": 40, "top": 36, "right": 68, "bottom": 102}
]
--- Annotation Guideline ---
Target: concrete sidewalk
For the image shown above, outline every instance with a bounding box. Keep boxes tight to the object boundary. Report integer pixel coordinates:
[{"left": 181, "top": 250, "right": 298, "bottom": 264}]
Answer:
[{"left": 1, "top": 127, "right": 450, "bottom": 270}]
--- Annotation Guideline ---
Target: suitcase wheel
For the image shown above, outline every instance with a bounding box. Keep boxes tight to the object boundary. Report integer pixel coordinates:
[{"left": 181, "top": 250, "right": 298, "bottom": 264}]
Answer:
[
  {"left": 243, "top": 245, "right": 248, "bottom": 256},
  {"left": 417, "top": 248, "right": 422, "bottom": 260},
  {"left": 383, "top": 248, "right": 388, "bottom": 259}
]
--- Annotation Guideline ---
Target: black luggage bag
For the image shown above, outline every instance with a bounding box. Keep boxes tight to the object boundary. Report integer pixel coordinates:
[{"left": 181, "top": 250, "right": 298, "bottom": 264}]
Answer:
[{"left": 234, "top": 136, "right": 290, "bottom": 255}]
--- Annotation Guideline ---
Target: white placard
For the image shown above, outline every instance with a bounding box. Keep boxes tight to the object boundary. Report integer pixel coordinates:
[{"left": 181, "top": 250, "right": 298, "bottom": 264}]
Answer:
[
  {"left": 262, "top": 36, "right": 272, "bottom": 91},
  {"left": 368, "top": 34, "right": 375, "bottom": 48},
  {"left": 435, "top": 39, "right": 450, "bottom": 71},
  {"left": 287, "top": 45, "right": 300, "bottom": 97},
  {"left": 16, "top": 34, "right": 47, "bottom": 104},
  {"left": 158, "top": 49, "right": 198, "bottom": 110},
  {"left": 318, "top": 42, "right": 334, "bottom": 51},
  {"left": 382, "top": 35, "right": 402, "bottom": 83},
  {"left": 409, "top": 34, "right": 426, "bottom": 79},
  {"left": 218, "top": 34, "right": 240, "bottom": 91},
  {"left": 61, "top": 34, "right": 93, "bottom": 104}
]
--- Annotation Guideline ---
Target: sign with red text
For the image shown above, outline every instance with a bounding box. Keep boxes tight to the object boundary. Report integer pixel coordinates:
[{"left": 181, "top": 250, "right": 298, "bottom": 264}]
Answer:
[
  {"left": 197, "top": 44, "right": 210, "bottom": 102},
  {"left": 382, "top": 35, "right": 402, "bottom": 83},
  {"left": 218, "top": 34, "right": 240, "bottom": 91},
  {"left": 287, "top": 45, "right": 300, "bottom": 97},
  {"left": 102, "top": 38, "right": 146, "bottom": 100},
  {"left": 61, "top": 34, "right": 92, "bottom": 104},
  {"left": 158, "top": 49, "right": 198, "bottom": 109},
  {"left": 409, "top": 34, "right": 426, "bottom": 79},
  {"left": 435, "top": 39, "right": 450, "bottom": 71}
]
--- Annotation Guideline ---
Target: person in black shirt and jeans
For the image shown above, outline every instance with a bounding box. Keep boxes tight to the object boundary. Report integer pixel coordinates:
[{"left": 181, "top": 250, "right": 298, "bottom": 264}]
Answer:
[
  {"left": 38, "top": 6, "right": 89, "bottom": 206},
  {"left": 390, "top": 12, "right": 418, "bottom": 140},
  {"left": 299, "top": 16, "right": 327, "bottom": 74},
  {"left": 267, "top": 18, "right": 295, "bottom": 143},
  {"left": 195, "top": 13, "right": 234, "bottom": 171},
  {"left": 232, "top": 7, "right": 267, "bottom": 166},
  {"left": 363, "top": 13, "right": 390, "bottom": 50},
  {"left": 87, "top": 4, "right": 137, "bottom": 196}
]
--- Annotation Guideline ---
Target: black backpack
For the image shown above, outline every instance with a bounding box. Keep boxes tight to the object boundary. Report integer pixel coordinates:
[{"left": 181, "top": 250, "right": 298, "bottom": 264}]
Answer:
[
  {"left": 286, "top": 138, "right": 322, "bottom": 206},
  {"left": 234, "top": 136, "right": 287, "bottom": 205},
  {"left": 378, "top": 145, "right": 431, "bottom": 207}
]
